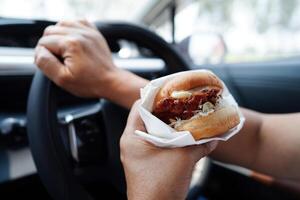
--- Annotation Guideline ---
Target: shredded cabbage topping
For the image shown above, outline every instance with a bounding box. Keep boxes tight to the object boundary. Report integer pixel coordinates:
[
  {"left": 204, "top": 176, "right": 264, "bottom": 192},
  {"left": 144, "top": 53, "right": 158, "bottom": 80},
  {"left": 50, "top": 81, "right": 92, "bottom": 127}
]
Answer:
[{"left": 169, "top": 96, "right": 225, "bottom": 129}]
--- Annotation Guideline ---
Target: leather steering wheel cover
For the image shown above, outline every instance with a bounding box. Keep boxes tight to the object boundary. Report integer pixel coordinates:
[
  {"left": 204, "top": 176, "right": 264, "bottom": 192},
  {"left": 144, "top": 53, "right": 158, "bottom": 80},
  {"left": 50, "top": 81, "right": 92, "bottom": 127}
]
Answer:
[
  {"left": 96, "top": 23, "right": 189, "bottom": 73},
  {"left": 27, "top": 71, "right": 93, "bottom": 200},
  {"left": 27, "top": 23, "right": 190, "bottom": 200}
]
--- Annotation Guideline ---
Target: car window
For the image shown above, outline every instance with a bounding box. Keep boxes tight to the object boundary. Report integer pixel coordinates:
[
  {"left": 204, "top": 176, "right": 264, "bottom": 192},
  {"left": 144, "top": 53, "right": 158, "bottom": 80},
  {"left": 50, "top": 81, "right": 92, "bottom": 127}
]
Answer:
[
  {"left": 0, "top": 0, "right": 155, "bottom": 59},
  {"left": 0, "top": 0, "right": 149, "bottom": 22},
  {"left": 151, "top": 0, "right": 300, "bottom": 65}
]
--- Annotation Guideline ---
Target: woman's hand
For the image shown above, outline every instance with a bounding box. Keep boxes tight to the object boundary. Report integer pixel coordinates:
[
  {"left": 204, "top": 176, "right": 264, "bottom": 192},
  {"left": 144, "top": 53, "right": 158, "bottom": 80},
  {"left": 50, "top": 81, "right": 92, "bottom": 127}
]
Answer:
[
  {"left": 120, "top": 101, "right": 218, "bottom": 200},
  {"left": 35, "top": 20, "right": 147, "bottom": 108}
]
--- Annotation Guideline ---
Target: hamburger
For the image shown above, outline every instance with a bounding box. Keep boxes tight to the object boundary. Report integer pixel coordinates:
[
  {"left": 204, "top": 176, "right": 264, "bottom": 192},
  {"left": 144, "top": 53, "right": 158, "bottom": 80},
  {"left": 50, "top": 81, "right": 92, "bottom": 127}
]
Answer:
[{"left": 152, "top": 71, "right": 240, "bottom": 140}]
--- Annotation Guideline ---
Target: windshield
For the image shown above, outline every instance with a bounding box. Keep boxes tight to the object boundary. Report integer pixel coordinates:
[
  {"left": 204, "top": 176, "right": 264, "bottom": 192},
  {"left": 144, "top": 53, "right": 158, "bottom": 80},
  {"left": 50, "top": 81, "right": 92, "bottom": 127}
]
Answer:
[
  {"left": 1, "top": 0, "right": 300, "bottom": 64},
  {"left": 0, "top": 0, "right": 151, "bottom": 21}
]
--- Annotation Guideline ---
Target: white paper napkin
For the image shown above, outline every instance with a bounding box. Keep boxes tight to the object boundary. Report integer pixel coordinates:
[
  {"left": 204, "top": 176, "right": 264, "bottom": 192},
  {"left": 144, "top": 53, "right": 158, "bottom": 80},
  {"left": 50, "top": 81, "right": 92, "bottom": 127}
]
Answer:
[{"left": 135, "top": 69, "right": 245, "bottom": 148}]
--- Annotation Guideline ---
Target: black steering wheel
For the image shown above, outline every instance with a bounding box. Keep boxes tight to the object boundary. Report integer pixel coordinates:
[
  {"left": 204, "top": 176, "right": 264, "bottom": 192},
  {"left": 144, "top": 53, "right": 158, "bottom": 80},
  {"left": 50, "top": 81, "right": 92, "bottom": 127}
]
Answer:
[{"left": 27, "top": 23, "right": 191, "bottom": 200}]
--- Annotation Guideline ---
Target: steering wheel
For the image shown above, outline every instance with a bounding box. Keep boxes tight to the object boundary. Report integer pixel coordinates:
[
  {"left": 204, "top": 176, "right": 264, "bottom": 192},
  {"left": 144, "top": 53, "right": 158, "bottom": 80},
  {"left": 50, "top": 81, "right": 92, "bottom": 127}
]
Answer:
[{"left": 27, "top": 23, "right": 206, "bottom": 200}]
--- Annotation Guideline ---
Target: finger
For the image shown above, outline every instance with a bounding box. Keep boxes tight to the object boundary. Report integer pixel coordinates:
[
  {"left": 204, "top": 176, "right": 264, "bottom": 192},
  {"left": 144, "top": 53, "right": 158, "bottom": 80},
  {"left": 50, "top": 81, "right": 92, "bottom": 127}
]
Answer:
[
  {"left": 43, "top": 25, "right": 79, "bottom": 36},
  {"left": 38, "top": 35, "right": 66, "bottom": 56},
  {"left": 124, "top": 100, "right": 146, "bottom": 135},
  {"left": 35, "top": 46, "right": 67, "bottom": 84},
  {"left": 43, "top": 25, "right": 99, "bottom": 43},
  {"left": 78, "top": 19, "right": 97, "bottom": 30},
  {"left": 56, "top": 20, "right": 86, "bottom": 29}
]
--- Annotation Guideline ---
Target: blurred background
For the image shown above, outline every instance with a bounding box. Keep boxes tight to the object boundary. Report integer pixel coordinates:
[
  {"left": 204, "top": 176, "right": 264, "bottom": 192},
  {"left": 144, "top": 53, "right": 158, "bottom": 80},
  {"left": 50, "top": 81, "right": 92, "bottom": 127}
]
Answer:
[
  {"left": 0, "top": 1, "right": 300, "bottom": 199},
  {"left": 1, "top": 0, "right": 300, "bottom": 65}
]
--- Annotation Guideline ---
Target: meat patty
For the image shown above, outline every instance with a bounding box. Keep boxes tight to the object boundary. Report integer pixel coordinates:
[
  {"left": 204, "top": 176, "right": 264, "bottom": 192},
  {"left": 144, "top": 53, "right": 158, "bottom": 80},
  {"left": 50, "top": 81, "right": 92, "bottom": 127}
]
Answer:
[{"left": 152, "top": 88, "right": 220, "bottom": 123}]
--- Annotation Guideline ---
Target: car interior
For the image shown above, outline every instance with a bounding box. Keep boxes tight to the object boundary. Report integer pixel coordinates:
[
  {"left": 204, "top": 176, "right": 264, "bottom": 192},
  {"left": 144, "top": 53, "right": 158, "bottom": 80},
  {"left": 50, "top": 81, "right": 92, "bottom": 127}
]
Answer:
[{"left": 0, "top": 0, "right": 300, "bottom": 199}]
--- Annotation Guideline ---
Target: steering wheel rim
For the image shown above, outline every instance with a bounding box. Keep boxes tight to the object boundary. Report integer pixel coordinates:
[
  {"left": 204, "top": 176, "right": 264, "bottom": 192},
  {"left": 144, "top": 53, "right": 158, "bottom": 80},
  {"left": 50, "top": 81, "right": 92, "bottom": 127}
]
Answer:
[
  {"left": 96, "top": 22, "right": 189, "bottom": 73},
  {"left": 27, "top": 23, "right": 190, "bottom": 200}
]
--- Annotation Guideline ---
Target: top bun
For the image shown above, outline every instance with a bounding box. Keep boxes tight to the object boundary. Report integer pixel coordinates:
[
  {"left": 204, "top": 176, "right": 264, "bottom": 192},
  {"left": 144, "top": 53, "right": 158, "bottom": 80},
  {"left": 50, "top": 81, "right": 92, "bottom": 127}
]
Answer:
[{"left": 154, "top": 71, "right": 223, "bottom": 107}]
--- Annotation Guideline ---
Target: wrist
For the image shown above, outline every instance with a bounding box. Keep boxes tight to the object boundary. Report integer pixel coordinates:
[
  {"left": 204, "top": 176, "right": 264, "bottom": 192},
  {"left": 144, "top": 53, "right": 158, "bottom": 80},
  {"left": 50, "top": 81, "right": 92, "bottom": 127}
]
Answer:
[
  {"left": 126, "top": 165, "right": 195, "bottom": 200},
  {"left": 127, "top": 177, "right": 191, "bottom": 200},
  {"left": 99, "top": 68, "right": 148, "bottom": 109}
]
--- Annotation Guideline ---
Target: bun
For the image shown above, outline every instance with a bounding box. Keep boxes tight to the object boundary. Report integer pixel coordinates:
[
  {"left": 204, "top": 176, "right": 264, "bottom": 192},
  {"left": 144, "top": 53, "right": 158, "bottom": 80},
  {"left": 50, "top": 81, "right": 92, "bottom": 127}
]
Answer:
[
  {"left": 154, "top": 71, "right": 223, "bottom": 107},
  {"left": 175, "top": 106, "right": 240, "bottom": 140},
  {"left": 152, "top": 71, "right": 240, "bottom": 140}
]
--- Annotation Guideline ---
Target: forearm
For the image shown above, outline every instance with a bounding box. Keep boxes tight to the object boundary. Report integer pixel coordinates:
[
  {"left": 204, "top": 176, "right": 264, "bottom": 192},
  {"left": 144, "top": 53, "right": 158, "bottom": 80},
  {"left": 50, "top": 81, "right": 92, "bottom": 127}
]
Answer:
[
  {"left": 253, "top": 113, "right": 300, "bottom": 180},
  {"left": 104, "top": 69, "right": 149, "bottom": 109},
  {"left": 127, "top": 177, "right": 190, "bottom": 200},
  {"left": 211, "top": 108, "right": 263, "bottom": 170},
  {"left": 125, "top": 159, "right": 195, "bottom": 200},
  {"left": 211, "top": 109, "right": 300, "bottom": 181}
]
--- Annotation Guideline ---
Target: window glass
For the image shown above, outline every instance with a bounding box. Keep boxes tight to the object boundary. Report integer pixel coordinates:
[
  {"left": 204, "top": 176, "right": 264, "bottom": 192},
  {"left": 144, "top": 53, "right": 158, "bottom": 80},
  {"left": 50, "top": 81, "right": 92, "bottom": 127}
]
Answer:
[
  {"left": 155, "top": 0, "right": 300, "bottom": 64},
  {"left": 0, "top": 0, "right": 150, "bottom": 21}
]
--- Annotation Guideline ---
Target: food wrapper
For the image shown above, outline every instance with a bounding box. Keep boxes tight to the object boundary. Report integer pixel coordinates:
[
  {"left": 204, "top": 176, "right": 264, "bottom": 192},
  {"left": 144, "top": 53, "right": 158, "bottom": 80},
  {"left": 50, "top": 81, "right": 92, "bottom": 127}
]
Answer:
[{"left": 135, "top": 69, "right": 245, "bottom": 148}]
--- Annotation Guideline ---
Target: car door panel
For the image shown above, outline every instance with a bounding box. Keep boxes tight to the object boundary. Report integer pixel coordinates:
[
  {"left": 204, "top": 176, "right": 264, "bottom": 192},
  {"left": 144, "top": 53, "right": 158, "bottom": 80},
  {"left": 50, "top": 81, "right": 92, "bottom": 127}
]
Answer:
[{"left": 201, "top": 60, "right": 300, "bottom": 113}]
